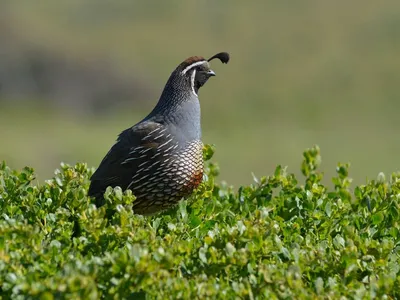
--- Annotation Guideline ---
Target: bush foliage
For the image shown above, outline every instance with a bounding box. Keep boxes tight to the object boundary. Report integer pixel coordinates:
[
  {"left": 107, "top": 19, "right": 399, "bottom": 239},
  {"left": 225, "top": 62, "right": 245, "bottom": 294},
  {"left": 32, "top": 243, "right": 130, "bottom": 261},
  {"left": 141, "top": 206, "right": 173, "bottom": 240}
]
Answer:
[{"left": 1, "top": 145, "right": 399, "bottom": 299}]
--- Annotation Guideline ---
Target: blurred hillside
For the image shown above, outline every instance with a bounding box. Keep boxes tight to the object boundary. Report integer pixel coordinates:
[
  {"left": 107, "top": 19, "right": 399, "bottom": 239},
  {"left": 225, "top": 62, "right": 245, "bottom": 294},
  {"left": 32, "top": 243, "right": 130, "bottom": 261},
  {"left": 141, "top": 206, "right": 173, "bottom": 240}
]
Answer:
[{"left": 1, "top": 1, "right": 400, "bottom": 187}]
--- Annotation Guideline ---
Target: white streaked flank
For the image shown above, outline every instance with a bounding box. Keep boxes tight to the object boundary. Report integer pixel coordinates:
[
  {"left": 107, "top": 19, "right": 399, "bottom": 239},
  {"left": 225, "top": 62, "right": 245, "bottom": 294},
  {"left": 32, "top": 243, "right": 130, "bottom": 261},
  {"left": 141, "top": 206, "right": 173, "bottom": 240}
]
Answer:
[
  {"left": 139, "top": 147, "right": 153, "bottom": 154},
  {"left": 132, "top": 173, "right": 150, "bottom": 184},
  {"left": 151, "top": 152, "right": 162, "bottom": 159},
  {"left": 142, "top": 127, "right": 161, "bottom": 140},
  {"left": 154, "top": 133, "right": 165, "bottom": 140},
  {"left": 138, "top": 161, "right": 149, "bottom": 168},
  {"left": 163, "top": 144, "right": 176, "bottom": 153},
  {"left": 121, "top": 157, "right": 139, "bottom": 164},
  {"left": 158, "top": 138, "right": 173, "bottom": 149}
]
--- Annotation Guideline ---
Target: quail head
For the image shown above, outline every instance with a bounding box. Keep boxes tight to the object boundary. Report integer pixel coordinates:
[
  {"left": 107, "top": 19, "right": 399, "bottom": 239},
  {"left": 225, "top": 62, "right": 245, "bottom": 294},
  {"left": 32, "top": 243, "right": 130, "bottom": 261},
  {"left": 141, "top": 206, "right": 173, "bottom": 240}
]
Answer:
[{"left": 88, "top": 52, "right": 230, "bottom": 214}]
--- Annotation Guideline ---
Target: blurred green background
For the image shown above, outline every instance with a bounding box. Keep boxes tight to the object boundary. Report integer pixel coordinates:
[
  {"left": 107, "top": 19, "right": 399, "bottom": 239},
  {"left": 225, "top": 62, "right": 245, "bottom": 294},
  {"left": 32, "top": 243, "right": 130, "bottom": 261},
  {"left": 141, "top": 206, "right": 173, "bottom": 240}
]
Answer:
[{"left": 1, "top": 1, "right": 399, "bottom": 187}]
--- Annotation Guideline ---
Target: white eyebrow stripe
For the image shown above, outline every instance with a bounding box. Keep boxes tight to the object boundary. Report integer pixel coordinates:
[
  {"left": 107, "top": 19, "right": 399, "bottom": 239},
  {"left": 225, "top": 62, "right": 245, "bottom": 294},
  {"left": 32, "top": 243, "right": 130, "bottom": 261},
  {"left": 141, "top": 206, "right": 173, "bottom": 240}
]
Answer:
[
  {"left": 181, "top": 61, "right": 207, "bottom": 74},
  {"left": 190, "top": 69, "right": 198, "bottom": 97}
]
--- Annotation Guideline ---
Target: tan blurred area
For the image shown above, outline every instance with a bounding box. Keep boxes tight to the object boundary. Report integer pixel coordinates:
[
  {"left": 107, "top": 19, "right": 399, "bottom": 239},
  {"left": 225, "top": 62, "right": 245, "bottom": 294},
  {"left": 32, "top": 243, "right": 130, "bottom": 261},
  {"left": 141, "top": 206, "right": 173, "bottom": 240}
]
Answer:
[{"left": 1, "top": 1, "right": 399, "bottom": 186}]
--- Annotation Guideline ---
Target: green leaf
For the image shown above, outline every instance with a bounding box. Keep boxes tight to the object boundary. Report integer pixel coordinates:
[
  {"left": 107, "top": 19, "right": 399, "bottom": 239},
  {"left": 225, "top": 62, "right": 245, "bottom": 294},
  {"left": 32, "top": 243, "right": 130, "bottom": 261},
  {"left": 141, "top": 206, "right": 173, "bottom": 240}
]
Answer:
[
  {"left": 325, "top": 202, "right": 332, "bottom": 217},
  {"left": 371, "top": 212, "right": 384, "bottom": 225}
]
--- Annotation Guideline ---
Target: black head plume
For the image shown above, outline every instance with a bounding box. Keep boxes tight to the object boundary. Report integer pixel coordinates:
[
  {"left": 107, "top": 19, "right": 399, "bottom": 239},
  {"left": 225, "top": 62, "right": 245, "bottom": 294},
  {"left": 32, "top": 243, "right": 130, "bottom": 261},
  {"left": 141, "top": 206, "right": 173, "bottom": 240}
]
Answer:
[{"left": 208, "top": 52, "right": 230, "bottom": 64}]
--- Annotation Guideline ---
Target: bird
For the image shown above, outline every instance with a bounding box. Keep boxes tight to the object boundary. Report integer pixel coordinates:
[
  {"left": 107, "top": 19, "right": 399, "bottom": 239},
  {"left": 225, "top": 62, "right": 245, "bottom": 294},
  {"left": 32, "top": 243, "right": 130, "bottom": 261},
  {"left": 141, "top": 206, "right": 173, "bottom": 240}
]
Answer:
[{"left": 88, "top": 52, "right": 230, "bottom": 215}]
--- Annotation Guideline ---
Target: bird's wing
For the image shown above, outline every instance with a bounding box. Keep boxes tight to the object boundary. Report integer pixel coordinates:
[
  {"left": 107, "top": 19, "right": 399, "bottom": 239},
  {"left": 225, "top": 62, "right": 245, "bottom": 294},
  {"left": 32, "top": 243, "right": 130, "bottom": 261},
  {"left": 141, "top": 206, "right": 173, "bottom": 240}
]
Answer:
[{"left": 88, "top": 121, "right": 168, "bottom": 202}]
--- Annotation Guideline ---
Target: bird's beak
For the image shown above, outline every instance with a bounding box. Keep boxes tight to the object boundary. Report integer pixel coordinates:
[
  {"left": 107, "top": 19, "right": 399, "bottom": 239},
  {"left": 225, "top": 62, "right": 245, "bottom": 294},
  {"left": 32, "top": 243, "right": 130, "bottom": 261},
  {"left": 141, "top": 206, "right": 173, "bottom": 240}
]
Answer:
[{"left": 207, "top": 70, "right": 216, "bottom": 77}]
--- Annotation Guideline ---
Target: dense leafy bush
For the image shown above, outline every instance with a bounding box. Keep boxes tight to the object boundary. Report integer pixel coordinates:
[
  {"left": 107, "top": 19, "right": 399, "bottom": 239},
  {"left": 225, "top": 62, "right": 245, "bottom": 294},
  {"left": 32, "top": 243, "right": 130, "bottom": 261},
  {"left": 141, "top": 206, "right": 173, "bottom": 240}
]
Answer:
[{"left": 1, "top": 145, "right": 399, "bottom": 299}]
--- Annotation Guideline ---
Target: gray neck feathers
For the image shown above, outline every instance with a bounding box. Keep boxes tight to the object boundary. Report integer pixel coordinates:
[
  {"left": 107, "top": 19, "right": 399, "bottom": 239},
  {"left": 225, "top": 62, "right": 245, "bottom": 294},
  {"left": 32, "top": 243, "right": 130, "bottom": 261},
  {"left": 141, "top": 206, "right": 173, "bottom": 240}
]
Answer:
[
  {"left": 146, "top": 71, "right": 201, "bottom": 140},
  {"left": 168, "top": 96, "right": 201, "bottom": 141}
]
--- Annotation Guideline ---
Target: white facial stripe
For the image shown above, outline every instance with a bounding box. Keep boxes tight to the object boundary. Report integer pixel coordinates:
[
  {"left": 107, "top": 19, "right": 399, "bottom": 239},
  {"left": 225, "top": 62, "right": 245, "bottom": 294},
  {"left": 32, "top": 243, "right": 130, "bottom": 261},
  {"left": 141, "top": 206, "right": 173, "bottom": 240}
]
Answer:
[
  {"left": 190, "top": 69, "right": 197, "bottom": 97},
  {"left": 181, "top": 61, "right": 207, "bottom": 75}
]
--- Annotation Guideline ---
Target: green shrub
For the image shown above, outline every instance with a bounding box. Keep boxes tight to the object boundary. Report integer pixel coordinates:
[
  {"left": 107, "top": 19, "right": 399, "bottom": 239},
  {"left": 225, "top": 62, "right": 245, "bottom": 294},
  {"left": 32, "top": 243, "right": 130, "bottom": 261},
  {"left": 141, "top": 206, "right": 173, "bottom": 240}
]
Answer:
[{"left": 0, "top": 145, "right": 399, "bottom": 299}]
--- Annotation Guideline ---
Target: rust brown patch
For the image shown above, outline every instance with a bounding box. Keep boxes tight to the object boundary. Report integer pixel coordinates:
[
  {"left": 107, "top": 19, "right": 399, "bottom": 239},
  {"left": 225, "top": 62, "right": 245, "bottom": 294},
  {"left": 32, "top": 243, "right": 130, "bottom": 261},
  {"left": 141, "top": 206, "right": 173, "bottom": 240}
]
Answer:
[
  {"left": 182, "top": 169, "right": 204, "bottom": 195},
  {"left": 177, "top": 56, "right": 206, "bottom": 71}
]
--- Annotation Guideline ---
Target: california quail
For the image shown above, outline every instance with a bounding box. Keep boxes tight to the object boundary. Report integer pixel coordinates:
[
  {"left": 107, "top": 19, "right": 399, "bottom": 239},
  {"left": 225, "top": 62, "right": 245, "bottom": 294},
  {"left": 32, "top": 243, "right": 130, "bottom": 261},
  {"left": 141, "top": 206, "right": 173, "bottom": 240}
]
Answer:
[{"left": 88, "top": 52, "right": 230, "bottom": 214}]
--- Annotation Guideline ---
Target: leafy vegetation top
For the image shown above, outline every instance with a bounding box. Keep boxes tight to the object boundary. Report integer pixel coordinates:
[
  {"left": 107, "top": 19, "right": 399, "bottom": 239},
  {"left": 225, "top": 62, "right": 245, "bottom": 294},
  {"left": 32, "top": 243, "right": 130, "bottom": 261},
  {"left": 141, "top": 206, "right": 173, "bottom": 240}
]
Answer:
[{"left": 0, "top": 145, "right": 399, "bottom": 299}]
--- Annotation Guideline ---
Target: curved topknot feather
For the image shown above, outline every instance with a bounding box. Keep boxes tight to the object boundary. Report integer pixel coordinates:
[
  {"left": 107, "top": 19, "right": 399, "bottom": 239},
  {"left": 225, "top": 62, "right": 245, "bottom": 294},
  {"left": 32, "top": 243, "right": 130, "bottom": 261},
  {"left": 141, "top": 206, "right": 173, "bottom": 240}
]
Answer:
[{"left": 208, "top": 52, "right": 230, "bottom": 64}]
